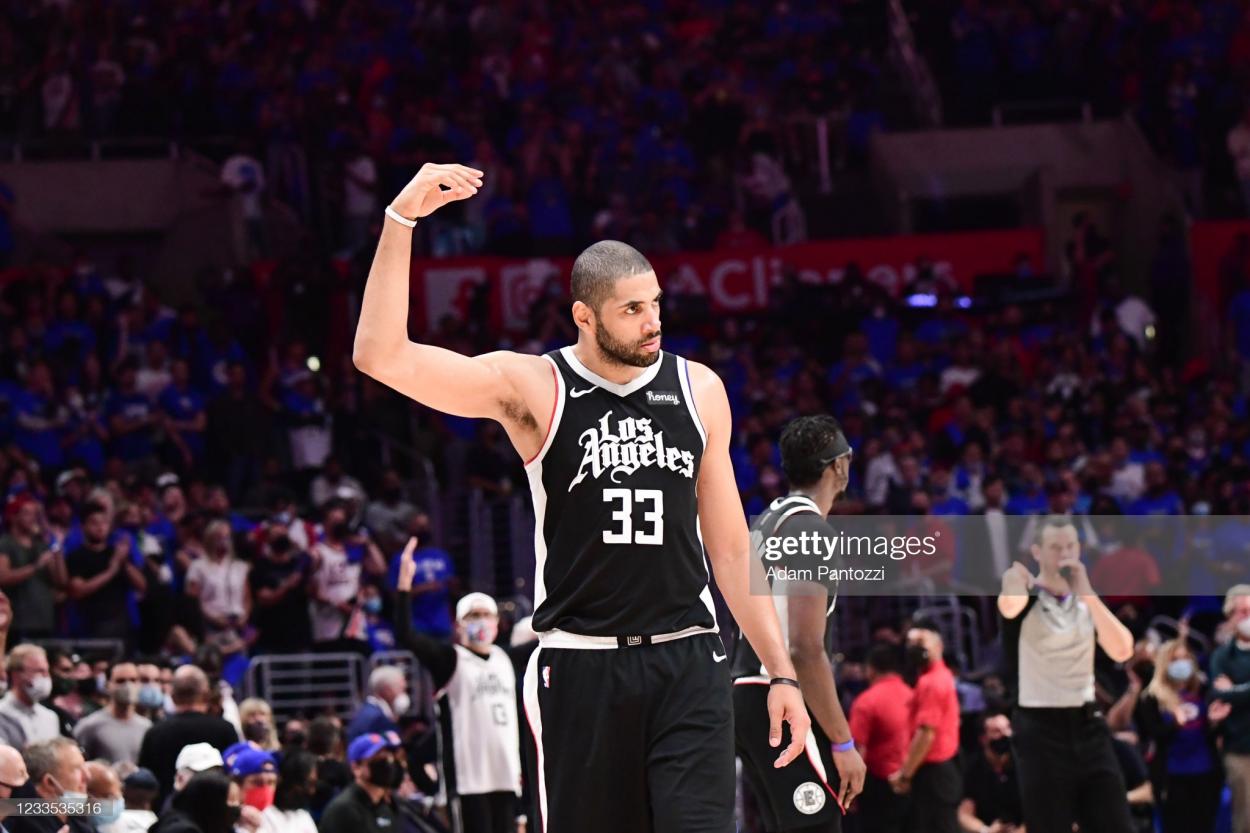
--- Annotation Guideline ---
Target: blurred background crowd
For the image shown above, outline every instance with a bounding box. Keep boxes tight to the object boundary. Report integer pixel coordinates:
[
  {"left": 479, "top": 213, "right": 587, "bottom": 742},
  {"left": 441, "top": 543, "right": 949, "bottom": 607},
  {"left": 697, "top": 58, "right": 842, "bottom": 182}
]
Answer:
[{"left": 0, "top": 1, "right": 1248, "bottom": 832}]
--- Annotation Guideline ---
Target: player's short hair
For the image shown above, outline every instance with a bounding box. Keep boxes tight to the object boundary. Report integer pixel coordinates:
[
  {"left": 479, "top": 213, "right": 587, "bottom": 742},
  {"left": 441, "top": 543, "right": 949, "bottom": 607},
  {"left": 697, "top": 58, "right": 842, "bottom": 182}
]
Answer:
[
  {"left": 570, "top": 240, "right": 654, "bottom": 313},
  {"left": 1033, "top": 514, "right": 1077, "bottom": 547},
  {"left": 779, "top": 415, "right": 848, "bottom": 489}
]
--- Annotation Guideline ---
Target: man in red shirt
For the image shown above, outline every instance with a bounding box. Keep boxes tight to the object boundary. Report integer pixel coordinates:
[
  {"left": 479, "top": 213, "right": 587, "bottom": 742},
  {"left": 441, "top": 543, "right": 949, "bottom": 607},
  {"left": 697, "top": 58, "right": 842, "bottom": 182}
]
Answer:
[
  {"left": 889, "top": 620, "right": 961, "bottom": 833},
  {"left": 849, "top": 644, "right": 913, "bottom": 833}
]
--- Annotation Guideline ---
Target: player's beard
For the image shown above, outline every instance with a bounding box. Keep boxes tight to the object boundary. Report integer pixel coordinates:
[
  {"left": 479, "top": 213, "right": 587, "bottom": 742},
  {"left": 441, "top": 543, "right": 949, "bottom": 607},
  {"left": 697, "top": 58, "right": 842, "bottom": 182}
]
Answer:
[{"left": 593, "top": 319, "right": 661, "bottom": 368}]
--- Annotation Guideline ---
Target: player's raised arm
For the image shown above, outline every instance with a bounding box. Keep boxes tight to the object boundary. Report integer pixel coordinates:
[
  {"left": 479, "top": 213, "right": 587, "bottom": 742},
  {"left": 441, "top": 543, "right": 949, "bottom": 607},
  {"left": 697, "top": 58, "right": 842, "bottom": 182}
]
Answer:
[
  {"left": 353, "top": 163, "right": 544, "bottom": 427},
  {"left": 688, "top": 360, "right": 810, "bottom": 768}
]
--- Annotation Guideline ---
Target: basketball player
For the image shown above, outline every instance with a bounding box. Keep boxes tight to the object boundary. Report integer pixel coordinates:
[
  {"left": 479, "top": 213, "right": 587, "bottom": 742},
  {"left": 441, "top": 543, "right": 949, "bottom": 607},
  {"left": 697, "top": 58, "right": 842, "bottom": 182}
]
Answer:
[
  {"left": 353, "top": 163, "right": 810, "bottom": 833},
  {"left": 998, "top": 515, "right": 1136, "bottom": 833},
  {"left": 393, "top": 536, "right": 524, "bottom": 833},
  {"left": 732, "top": 415, "right": 866, "bottom": 833}
]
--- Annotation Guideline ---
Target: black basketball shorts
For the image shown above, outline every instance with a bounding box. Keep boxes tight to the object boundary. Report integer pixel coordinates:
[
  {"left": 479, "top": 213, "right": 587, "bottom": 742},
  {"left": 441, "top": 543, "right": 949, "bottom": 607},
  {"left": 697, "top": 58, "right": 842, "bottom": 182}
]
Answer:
[
  {"left": 522, "top": 632, "right": 735, "bottom": 833},
  {"left": 734, "top": 680, "right": 843, "bottom": 832}
]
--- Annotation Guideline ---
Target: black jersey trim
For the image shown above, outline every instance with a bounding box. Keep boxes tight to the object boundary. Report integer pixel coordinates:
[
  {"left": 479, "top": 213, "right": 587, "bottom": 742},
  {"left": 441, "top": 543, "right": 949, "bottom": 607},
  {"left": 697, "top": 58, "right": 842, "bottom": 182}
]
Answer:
[{"left": 560, "top": 345, "right": 665, "bottom": 397}]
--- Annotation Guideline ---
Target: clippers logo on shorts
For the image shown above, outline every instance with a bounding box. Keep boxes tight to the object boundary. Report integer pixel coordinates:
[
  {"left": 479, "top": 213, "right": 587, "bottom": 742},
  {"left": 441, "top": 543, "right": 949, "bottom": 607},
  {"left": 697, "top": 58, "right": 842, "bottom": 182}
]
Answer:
[
  {"left": 645, "top": 390, "right": 681, "bottom": 405},
  {"left": 542, "top": 666, "right": 551, "bottom": 688},
  {"left": 793, "top": 782, "right": 826, "bottom": 815},
  {"left": 569, "top": 410, "right": 696, "bottom": 491}
]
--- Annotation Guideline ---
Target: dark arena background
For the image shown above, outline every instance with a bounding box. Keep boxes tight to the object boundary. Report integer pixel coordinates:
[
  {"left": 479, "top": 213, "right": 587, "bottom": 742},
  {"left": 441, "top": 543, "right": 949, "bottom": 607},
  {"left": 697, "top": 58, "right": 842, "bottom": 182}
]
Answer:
[{"left": 0, "top": 1, "right": 1249, "bottom": 833}]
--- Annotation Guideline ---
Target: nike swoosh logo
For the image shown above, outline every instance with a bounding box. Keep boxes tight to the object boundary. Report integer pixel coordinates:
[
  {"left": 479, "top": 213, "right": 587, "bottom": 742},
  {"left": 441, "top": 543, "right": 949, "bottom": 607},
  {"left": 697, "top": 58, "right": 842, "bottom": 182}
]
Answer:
[
  {"left": 569, "top": 387, "right": 596, "bottom": 398},
  {"left": 712, "top": 653, "right": 727, "bottom": 663}
]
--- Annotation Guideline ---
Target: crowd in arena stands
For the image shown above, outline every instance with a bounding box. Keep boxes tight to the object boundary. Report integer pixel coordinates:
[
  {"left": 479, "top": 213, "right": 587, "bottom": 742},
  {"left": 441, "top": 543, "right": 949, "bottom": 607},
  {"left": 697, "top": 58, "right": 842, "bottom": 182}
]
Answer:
[
  {"left": 3, "top": 211, "right": 1250, "bottom": 644},
  {"left": 0, "top": 572, "right": 1244, "bottom": 833},
  {"left": 908, "top": 0, "right": 1250, "bottom": 218},
  {"left": 0, "top": 0, "right": 894, "bottom": 255}
]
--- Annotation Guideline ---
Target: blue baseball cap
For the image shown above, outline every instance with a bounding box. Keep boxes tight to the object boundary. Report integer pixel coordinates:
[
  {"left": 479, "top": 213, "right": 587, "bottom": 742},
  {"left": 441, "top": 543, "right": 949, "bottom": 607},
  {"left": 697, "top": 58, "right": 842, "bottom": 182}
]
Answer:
[
  {"left": 223, "top": 741, "right": 259, "bottom": 769},
  {"left": 347, "top": 731, "right": 402, "bottom": 763},
  {"left": 229, "top": 748, "right": 278, "bottom": 778}
]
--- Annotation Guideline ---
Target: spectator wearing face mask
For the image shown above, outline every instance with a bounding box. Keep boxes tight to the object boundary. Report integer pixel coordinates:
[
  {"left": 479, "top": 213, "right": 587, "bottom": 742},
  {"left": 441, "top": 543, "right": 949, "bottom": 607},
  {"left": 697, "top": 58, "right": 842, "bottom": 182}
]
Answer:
[
  {"left": 958, "top": 712, "right": 1022, "bottom": 833},
  {"left": 229, "top": 749, "right": 278, "bottom": 815},
  {"left": 394, "top": 538, "right": 525, "bottom": 833},
  {"left": 248, "top": 520, "right": 312, "bottom": 655},
  {"left": 152, "top": 770, "right": 249, "bottom": 833},
  {"left": 279, "top": 719, "right": 307, "bottom": 751},
  {"left": 101, "top": 767, "right": 159, "bottom": 833},
  {"left": 134, "top": 664, "right": 167, "bottom": 721},
  {"left": 8, "top": 737, "right": 92, "bottom": 833},
  {"left": 1211, "top": 585, "right": 1250, "bottom": 833},
  {"left": 73, "top": 663, "right": 152, "bottom": 764},
  {"left": 344, "top": 668, "right": 408, "bottom": 743},
  {"left": 1135, "top": 639, "right": 1223, "bottom": 833},
  {"left": 257, "top": 750, "right": 317, "bottom": 833},
  {"left": 309, "top": 502, "right": 386, "bottom": 647},
  {"left": 0, "top": 744, "right": 30, "bottom": 833},
  {"left": 386, "top": 516, "right": 453, "bottom": 641},
  {"left": 237, "top": 700, "right": 278, "bottom": 753},
  {"left": 318, "top": 733, "right": 404, "bottom": 833},
  {"left": 356, "top": 585, "right": 395, "bottom": 654},
  {"left": 84, "top": 760, "right": 125, "bottom": 830},
  {"left": 889, "top": 620, "right": 962, "bottom": 833},
  {"left": 0, "top": 644, "right": 60, "bottom": 746}
]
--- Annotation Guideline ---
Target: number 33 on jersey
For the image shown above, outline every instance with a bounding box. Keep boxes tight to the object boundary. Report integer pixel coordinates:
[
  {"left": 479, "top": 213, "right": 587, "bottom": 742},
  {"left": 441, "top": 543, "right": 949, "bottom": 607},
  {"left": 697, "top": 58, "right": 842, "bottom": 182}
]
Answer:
[{"left": 525, "top": 347, "right": 717, "bottom": 638}]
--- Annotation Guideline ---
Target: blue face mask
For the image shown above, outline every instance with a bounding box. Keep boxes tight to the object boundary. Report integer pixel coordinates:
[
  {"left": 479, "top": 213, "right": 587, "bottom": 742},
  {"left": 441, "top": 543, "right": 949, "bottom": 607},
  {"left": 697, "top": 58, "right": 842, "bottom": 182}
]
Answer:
[
  {"left": 93, "top": 798, "right": 124, "bottom": 828},
  {"left": 1167, "top": 658, "right": 1195, "bottom": 683},
  {"left": 363, "top": 598, "right": 383, "bottom": 615},
  {"left": 137, "top": 683, "right": 164, "bottom": 710}
]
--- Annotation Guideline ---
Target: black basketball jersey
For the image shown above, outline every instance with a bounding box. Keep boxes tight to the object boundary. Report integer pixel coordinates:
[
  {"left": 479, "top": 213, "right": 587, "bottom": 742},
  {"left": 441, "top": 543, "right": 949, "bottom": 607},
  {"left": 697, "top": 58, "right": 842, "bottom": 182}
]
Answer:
[
  {"left": 526, "top": 346, "right": 717, "bottom": 637},
  {"left": 731, "top": 493, "right": 837, "bottom": 680}
]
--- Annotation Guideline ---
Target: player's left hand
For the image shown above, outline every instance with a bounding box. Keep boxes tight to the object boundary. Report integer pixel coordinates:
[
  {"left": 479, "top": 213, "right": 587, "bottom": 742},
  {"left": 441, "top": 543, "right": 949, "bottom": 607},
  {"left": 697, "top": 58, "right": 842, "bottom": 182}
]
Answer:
[
  {"left": 766, "top": 684, "right": 810, "bottom": 768},
  {"left": 832, "top": 744, "right": 866, "bottom": 809},
  {"left": 1057, "top": 556, "right": 1093, "bottom": 596}
]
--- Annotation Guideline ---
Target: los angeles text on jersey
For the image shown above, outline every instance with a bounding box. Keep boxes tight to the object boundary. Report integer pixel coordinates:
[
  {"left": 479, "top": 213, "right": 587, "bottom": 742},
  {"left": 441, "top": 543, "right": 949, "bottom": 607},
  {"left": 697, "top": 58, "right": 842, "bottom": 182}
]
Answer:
[{"left": 569, "top": 410, "right": 697, "bottom": 491}]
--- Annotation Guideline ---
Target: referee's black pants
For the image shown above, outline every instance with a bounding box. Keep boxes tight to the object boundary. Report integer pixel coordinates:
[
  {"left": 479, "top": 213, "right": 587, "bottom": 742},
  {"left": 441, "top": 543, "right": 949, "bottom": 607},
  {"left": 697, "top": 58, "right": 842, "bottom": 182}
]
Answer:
[
  {"left": 904, "top": 758, "right": 960, "bottom": 833},
  {"left": 1012, "top": 706, "right": 1135, "bottom": 833},
  {"left": 855, "top": 773, "right": 908, "bottom": 833}
]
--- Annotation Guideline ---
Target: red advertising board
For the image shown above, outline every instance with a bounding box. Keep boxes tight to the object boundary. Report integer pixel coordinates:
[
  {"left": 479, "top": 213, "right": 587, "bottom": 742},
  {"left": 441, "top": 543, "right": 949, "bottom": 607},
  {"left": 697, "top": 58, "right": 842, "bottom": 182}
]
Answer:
[{"left": 410, "top": 228, "right": 1044, "bottom": 333}]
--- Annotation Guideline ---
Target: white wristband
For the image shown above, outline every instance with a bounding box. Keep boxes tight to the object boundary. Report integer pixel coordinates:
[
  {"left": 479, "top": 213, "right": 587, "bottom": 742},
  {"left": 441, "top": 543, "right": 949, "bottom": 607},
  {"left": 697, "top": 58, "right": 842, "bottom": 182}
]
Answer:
[{"left": 385, "top": 205, "right": 418, "bottom": 228}]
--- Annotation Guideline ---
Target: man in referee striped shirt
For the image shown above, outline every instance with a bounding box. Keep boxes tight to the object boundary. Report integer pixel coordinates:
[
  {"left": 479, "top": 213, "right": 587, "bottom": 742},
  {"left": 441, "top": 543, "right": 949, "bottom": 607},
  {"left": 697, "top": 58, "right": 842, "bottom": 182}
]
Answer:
[{"left": 997, "top": 514, "right": 1135, "bottom": 833}]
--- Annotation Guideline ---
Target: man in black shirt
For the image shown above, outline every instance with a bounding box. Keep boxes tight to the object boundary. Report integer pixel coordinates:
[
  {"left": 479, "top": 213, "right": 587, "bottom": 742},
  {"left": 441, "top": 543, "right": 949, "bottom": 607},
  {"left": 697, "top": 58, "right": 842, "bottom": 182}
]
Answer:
[
  {"left": 959, "top": 712, "right": 1022, "bottom": 833},
  {"left": 65, "top": 505, "right": 145, "bottom": 642},
  {"left": 319, "top": 732, "right": 404, "bottom": 833},
  {"left": 137, "top": 665, "right": 239, "bottom": 802},
  {"left": 248, "top": 517, "right": 313, "bottom": 653}
]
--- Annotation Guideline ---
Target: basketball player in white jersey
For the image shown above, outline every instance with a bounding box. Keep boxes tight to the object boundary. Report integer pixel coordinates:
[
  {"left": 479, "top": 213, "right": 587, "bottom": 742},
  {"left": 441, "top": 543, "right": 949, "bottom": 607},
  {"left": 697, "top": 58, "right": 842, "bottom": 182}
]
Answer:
[{"left": 354, "top": 163, "right": 809, "bottom": 833}]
